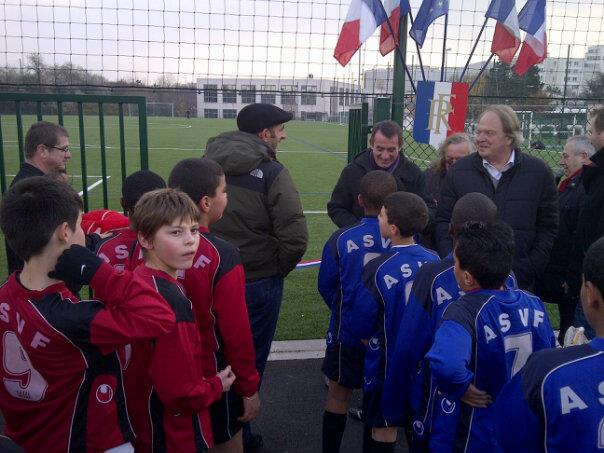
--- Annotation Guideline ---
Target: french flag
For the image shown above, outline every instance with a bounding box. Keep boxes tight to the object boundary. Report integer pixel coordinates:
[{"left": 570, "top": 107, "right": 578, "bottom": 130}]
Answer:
[
  {"left": 515, "top": 0, "right": 547, "bottom": 75},
  {"left": 379, "top": 0, "right": 411, "bottom": 56},
  {"left": 485, "top": 0, "right": 521, "bottom": 64},
  {"left": 334, "top": 0, "right": 388, "bottom": 67},
  {"left": 413, "top": 81, "right": 469, "bottom": 148}
]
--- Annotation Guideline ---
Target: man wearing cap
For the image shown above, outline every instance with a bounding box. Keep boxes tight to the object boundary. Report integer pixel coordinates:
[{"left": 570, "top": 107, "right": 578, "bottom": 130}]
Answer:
[{"left": 205, "top": 103, "right": 308, "bottom": 449}]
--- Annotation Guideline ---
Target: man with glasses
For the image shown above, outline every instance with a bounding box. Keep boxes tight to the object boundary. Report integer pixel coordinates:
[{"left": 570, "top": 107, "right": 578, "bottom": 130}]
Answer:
[
  {"left": 434, "top": 105, "right": 558, "bottom": 290},
  {"left": 7, "top": 121, "right": 71, "bottom": 273}
]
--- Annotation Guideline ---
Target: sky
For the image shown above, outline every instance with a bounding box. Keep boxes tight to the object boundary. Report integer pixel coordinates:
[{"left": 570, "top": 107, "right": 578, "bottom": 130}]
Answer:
[{"left": 0, "top": 0, "right": 602, "bottom": 86}]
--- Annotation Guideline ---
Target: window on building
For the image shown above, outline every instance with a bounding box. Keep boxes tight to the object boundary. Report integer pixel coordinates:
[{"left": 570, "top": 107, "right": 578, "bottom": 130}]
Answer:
[
  {"left": 204, "top": 109, "right": 218, "bottom": 119},
  {"left": 223, "top": 109, "right": 237, "bottom": 119},
  {"left": 240, "top": 85, "right": 256, "bottom": 104},
  {"left": 301, "top": 85, "right": 317, "bottom": 105},
  {"left": 204, "top": 84, "right": 218, "bottom": 103},
  {"left": 222, "top": 85, "right": 237, "bottom": 103},
  {"left": 281, "top": 85, "right": 297, "bottom": 106},
  {"left": 261, "top": 85, "right": 277, "bottom": 104}
]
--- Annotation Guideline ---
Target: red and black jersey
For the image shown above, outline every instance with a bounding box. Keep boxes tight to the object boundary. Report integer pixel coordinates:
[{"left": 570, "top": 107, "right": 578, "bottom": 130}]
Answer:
[
  {"left": 179, "top": 227, "right": 259, "bottom": 397},
  {"left": 0, "top": 264, "right": 175, "bottom": 453},
  {"left": 126, "top": 265, "right": 223, "bottom": 453},
  {"left": 94, "top": 228, "right": 144, "bottom": 272}
]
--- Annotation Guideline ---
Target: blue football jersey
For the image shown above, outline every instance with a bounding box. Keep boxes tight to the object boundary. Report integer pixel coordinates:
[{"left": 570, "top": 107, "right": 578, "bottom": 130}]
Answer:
[
  {"left": 354, "top": 244, "right": 439, "bottom": 395},
  {"left": 318, "top": 217, "right": 390, "bottom": 348},
  {"left": 495, "top": 337, "right": 604, "bottom": 453},
  {"left": 426, "top": 289, "right": 556, "bottom": 452}
]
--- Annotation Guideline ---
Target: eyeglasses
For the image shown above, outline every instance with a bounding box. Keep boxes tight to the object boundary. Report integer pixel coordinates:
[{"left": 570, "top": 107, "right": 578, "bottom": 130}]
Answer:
[{"left": 47, "top": 145, "right": 70, "bottom": 153}]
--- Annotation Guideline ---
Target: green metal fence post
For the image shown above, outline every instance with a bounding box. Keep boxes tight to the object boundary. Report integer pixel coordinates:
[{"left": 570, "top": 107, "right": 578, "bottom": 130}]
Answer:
[
  {"left": 77, "top": 102, "right": 89, "bottom": 211},
  {"left": 137, "top": 100, "right": 149, "bottom": 170},
  {"left": 373, "top": 97, "right": 392, "bottom": 124},
  {"left": 118, "top": 103, "right": 127, "bottom": 187},
  {"left": 36, "top": 101, "right": 43, "bottom": 121},
  {"left": 57, "top": 101, "right": 64, "bottom": 125},
  {"left": 98, "top": 103, "right": 109, "bottom": 209},
  {"left": 0, "top": 116, "right": 6, "bottom": 194},
  {"left": 391, "top": 15, "right": 409, "bottom": 125},
  {"left": 15, "top": 101, "right": 24, "bottom": 164}
]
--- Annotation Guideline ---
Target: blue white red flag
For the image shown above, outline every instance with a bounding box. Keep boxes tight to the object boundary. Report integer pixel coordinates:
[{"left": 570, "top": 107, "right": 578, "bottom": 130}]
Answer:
[
  {"left": 515, "top": 0, "right": 547, "bottom": 75},
  {"left": 485, "top": 0, "right": 521, "bottom": 64},
  {"left": 379, "top": 0, "right": 411, "bottom": 56},
  {"left": 413, "top": 81, "right": 469, "bottom": 148},
  {"left": 334, "top": 0, "right": 388, "bottom": 66},
  {"left": 409, "top": 0, "right": 449, "bottom": 48}
]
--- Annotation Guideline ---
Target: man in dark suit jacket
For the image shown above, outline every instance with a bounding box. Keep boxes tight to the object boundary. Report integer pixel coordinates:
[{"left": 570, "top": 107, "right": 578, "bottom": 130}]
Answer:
[
  {"left": 435, "top": 105, "right": 558, "bottom": 289},
  {"left": 7, "top": 121, "right": 71, "bottom": 273}
]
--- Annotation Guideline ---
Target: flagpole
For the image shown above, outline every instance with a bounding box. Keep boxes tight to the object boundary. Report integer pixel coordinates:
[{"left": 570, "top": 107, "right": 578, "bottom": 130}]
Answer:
[
  {"left": 383, "top": 15, "right": 417, "bottom": 94},
  {"left": 469, "top": 53, "right": 494, "bottom": 92},
  {"left": 441, "top": 12, "right": 449, "bottom": 82},
  {"left": 408, "top": 13, "right": 427, "bottom": 81},
  {"left": 459, "top": 17, "right": 489, "bottom": 82}
]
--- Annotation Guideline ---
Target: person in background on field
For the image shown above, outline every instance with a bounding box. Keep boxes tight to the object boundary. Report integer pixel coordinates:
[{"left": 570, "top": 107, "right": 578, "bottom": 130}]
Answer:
[
  {"left": 495, "top": 237, "right": 604, "bottom": 453},
  {"left": 327, "top": 120, "right": 433, "bottom": 229},
  {"left": 205, "top": 103, "right": 308, "bottom": 451},
  {"left": 535, "top": 135, "right": 595, "bottom": 344},
  {"left": 434, "top": 105, "right": 558, "bottom": 290},
  {"left": 7, "top": 121, "right": 72, "bottom": 274},
  {"left": 0, "top": 177, "right": 175, "bottom": 452},
  {"left": 319, "top": 170, "right": 397, "bottom": 453},
  {"left": 426, "top": 221, "right": 556, "bottom": 451},
  {"left": 92, "top": 170, "right": 166, "bottom": 271},
  {"left": 169, "top": 158, "right": 260, "bottom": 453},
  {"left": 126, "top": 188, "right": 236, "bottom": 452},
  {"left": 354, "top": 191, "right": 439, "bottom": 453}
]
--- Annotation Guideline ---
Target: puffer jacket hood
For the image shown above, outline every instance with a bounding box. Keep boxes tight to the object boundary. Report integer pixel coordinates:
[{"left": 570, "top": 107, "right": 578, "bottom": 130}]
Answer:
[{"left": 205, "top": 130, "right": 273, "bottom": 176}]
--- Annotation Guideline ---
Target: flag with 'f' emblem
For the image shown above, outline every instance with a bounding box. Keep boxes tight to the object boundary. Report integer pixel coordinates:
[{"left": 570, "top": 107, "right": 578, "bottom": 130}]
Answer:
[{"left": 413, "top": 81, "right": 469, "bottom": 148}]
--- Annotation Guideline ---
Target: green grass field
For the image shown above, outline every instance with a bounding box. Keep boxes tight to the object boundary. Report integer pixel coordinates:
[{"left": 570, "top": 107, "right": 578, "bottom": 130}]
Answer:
[{"left": 0, "top": 114, "right": 561, "bottom": 339}]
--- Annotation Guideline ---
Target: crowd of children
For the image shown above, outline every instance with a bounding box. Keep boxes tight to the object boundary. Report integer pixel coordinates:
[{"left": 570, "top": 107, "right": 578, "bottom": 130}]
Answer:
[
  {"left": 0, "top": 158, "right": 603, "bottom": 453},
  {"left": 319, "top": 170, "right": 604, "bottom": 453}
]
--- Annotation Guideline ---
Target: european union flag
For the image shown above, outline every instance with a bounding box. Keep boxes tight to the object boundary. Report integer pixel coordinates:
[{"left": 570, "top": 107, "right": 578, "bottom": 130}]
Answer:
[{"left": 409, "top": 0, "right": 449, "bottom": 48}]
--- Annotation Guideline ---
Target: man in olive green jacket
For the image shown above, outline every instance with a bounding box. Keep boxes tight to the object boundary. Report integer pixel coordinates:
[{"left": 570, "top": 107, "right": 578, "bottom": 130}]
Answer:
[{"left": 205, "top": 103, "right": 308, "bottom": 450}]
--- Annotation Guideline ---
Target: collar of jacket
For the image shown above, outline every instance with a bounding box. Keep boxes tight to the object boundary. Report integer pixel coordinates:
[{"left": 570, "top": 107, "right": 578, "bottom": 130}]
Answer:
[
  {"left": 353, "top": 148, "right": 414, "bottom": 182},
  {"left": 470, "top": 148, "right": 524, "bottom": 172},
  {"left": 590, "top": 147, "right": 604, "bottom": 168}
]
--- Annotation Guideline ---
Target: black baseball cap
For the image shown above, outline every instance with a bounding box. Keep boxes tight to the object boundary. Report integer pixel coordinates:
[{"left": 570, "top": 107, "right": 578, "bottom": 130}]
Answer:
[{"left": 237, "top": 103, "right": 293, "bottom": 134}]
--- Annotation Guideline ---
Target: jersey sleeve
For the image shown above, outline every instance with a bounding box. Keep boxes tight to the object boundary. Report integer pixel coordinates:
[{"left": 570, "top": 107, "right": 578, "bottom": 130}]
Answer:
[
  {"left": 317, "top": 233, "right": 340, "bottom": 309},
  {"left": 349, "top": 257, "right": 384, "bottom": 341},
  {"left": 494, "top": 372, "right": 542, "bottom": 452},
  {"left": 382, "top": 273, "right": 435, "bottom": 422},
  {"left": 426, "top": 318, "right": 473, "bottom": 400},
  {"left": 85, "top": 263, "right": 176, "bottom": 353},
  {"left": 149, "top": 320, "right": 223, "bottom": 414},
  {"left": 213, "top": 261, "right": 260, "bottom": 397}
]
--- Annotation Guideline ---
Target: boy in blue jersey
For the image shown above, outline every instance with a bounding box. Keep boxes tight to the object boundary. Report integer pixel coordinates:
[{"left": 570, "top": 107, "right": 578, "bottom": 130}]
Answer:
[
  {"left": 320, "top": 170, "right": 397, "bottom": 453},
  {"left": 495, "top": 236, "right": 604, "bottom": 453},
  {"left": 381, "top": 193, "right": 512, "bottom": 452},
  {"left": 426, "top": 221, "right": 556, "bottom": 452},
  {"left": 355, "top": 191, "right": 440, "bottom": 453}
]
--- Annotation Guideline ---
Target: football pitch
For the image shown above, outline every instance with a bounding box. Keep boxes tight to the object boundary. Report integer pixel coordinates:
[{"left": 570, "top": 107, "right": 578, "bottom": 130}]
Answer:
[{"left": 0, "top": 115, "right": 560, "bottom": 338}]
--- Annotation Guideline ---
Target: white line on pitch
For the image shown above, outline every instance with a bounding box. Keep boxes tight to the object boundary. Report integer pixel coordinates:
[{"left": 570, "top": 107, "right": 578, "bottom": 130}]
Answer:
[
  {"left": 78, "top": 176, "right": 111, "bottom": 197},
  {"left": 303, "top": 210, "right": 327, "bottom": 214}
]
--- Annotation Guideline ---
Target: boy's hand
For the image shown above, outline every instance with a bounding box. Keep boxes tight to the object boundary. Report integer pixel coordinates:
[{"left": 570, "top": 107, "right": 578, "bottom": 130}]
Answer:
[
  {"left": 238, "top": 392, "right": 261, "bottom": 422},
  {"left": 461, "top": 384, "right": 492, "bottom": 408},
  {"left": 217, "top": 365, "right": 236, "bottom": 392},
  {"left": 49, "top": 245, "right": 103, "bottom": 286}
]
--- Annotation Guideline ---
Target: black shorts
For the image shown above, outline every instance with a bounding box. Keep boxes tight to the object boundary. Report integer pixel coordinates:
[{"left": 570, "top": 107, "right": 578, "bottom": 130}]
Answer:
[
  {"left": 209, "top": 388, "right": 244, "bottom": 444},
  {"left": 321, "top": 341, "right": 365, "bottom": 389},
  {"left": 362, "top": 385, "right": 389, "bottom": 428}
]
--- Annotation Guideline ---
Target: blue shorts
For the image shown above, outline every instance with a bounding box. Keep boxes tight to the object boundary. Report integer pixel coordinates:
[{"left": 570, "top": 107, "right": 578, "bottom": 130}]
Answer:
[
  {"left": 210, "top": 388, "right": 244, "bottom": 444},
  {"left": 321, "top": 340, "right": 365, "bottom": 389}
]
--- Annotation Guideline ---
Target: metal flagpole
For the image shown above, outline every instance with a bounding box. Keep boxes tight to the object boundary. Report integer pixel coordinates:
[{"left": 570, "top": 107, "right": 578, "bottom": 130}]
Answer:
[
  {"left": 469, "top": 53, "right": 494, "bottom": 92},
  {"left": 441, "top": 12, "right": 449, "bottom": 81},
  {"left": 383, "top": 15, "right": 417, "bottom": 94},
  {"left": 408, "top": 13, "right": 427, "bottom": 81},
  {"left": 459, "top": 17, "right": 489, "bottom": 82}
]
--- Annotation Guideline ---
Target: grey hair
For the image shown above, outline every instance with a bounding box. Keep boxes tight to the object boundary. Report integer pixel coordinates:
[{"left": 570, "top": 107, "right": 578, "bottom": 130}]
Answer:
[{"left": 566, "top": 135, "right": 596, "bottom": 157}]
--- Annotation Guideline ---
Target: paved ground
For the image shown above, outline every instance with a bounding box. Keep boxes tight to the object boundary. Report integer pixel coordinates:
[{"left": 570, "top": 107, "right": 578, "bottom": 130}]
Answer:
[{"left": 246, "top": 342, "right": 409, "bottom": 452}]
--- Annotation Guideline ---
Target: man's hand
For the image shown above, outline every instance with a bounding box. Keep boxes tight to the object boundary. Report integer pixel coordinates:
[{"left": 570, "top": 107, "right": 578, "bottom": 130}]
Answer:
[
  {"left": 460, "top": 384, "right": 492, "bottom": 408},
  {"left": 238, "top": 392, "right": 261, "bottom": 422},
  {"left": 48, "top": 244, "right": 103, "bottom": 286},
  {"left": 217, "top": 365, "right": 236, "bottom": 392}
]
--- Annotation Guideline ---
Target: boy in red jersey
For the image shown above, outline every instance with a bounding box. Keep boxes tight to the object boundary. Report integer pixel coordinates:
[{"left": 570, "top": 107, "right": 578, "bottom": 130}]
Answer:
[
  {"left": 94, "top": 170, "right": 166, "bottom": 271},
  {"left": 127, "top": 187, "right": 236, "bottom": 452},
  {"left": 169, "top": 158, "right": 260, "bottom": 453},
  {"left": 0, "top": 177, "right": 175, "bottom": 453}
]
